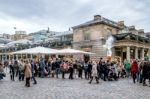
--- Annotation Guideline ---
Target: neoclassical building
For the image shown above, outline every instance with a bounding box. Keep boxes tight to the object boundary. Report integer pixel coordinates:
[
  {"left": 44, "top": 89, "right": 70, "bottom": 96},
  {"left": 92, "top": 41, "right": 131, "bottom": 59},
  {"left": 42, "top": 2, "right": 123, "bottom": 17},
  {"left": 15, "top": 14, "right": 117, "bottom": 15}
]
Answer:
[{"left": 72, "top": 15, "right": 150, "bottom": 61}]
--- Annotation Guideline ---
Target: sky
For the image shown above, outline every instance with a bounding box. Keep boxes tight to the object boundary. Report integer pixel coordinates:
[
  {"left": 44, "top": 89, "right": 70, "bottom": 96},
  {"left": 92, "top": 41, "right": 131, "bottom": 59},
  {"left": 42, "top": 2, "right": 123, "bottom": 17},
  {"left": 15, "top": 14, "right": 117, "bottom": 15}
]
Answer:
[{"left": 0, "top": 0, "right": 150, "bottom": 34}]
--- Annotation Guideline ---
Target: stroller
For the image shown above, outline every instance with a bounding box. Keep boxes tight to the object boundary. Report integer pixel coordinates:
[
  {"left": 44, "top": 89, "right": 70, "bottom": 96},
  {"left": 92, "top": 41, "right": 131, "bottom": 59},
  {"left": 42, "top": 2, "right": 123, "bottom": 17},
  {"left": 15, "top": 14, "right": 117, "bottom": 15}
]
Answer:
[
  {"left": 108, "top": 67, "right": 118, "bottom": 81},
  {"left": 0, "top": 72, "right": 6, "bottom": 80},
  {"left": 121, "top": 69, "right": 126, "bottom": 78}
]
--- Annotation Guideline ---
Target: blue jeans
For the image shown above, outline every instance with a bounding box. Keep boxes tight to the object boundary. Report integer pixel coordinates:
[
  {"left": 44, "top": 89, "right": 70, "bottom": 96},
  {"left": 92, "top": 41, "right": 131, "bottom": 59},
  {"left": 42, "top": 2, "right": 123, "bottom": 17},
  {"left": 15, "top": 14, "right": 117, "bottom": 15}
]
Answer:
[
  {"left": 0, "top": 74, "right": 3, "bottom": 80},
  {"left": 84, "top": 68, "right": 88, "bottom": 79},
  {"left": 32, "top": 73, "right": 37, "bottom": 84},
  {"left": 40, "top": 68, "right": 44, "bottom": 78},
  {"left": 55, "top": 68, "right": 60, "bottom": 78}
]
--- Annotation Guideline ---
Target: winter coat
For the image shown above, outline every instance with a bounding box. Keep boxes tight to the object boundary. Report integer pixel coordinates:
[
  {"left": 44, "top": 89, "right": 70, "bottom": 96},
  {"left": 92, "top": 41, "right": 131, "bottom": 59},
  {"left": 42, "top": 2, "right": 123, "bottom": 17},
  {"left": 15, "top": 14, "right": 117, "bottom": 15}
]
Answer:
[
  {"left": 124, "top": 62, "right": 130, "bottom": 70},
  {"left": 24, "top": 63, "right": 32, "bottom": 78},
  {"left": 142, "top": 62, "right": 149, "bottom": 79},
  {"left": 131, "top": 61, "right": 138, "bottom": 75},
  {"left": 147, "top": 63, "right": 150, "bottom": 78},
  {"left": 61, "top": 62, "right": 68, "bottom": 72},
  {"left": 91, "top": 63, "right": 98, "bottom": 77},
  {"left": 51, "top": 61, "right": 56, "bottom": 70},
  {"left": 111, "top": 64, "right": 118, "bottom": 75},
  {"left": 88, "top": 63, "right": 92, "bottom": 73}
]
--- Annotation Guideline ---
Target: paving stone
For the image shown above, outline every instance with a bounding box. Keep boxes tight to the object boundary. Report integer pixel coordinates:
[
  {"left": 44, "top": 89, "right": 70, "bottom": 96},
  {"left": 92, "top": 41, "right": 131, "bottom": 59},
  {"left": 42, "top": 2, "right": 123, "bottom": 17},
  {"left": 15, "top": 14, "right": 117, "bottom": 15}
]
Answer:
[{"left": 0, "top": 70, "right": 150, "bottom": 99}]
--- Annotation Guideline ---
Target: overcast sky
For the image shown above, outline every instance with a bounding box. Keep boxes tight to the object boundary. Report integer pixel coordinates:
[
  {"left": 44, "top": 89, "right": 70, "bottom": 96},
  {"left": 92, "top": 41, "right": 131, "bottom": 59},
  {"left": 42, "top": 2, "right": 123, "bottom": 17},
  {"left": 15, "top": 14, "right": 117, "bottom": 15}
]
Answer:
[{"left": 0, "top": 0, "right": 150, "bottom": 34}]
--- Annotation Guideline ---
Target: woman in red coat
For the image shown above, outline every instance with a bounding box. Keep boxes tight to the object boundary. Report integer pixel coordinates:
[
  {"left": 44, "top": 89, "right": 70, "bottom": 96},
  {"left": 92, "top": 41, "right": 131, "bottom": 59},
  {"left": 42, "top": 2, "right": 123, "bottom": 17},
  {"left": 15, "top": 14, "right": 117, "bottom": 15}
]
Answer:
[{"left": 131, "top": 60, "right": 138, "bottom": 83}]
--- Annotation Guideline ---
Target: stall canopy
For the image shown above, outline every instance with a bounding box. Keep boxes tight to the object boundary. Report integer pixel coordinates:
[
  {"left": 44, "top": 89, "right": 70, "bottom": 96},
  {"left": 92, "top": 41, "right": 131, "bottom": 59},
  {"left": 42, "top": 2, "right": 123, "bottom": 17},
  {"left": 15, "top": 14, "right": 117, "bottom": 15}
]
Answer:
[
  {"left": 57, "top": 48, "right": 95, "bottom": 55},
  {"left": 12, "top": 46, "right": 59, "bottom": 54}
]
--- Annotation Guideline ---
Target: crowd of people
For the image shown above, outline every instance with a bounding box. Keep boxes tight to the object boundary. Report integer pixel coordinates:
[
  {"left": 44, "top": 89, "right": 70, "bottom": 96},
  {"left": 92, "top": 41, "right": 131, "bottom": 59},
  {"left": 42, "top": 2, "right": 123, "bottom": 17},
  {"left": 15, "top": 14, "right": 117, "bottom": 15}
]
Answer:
[
  {"left": 124, "top": 59, "right": 150, "bottom": 86},
  {"left": 0, "top": 57, "right": 150, "bottom": 87}
]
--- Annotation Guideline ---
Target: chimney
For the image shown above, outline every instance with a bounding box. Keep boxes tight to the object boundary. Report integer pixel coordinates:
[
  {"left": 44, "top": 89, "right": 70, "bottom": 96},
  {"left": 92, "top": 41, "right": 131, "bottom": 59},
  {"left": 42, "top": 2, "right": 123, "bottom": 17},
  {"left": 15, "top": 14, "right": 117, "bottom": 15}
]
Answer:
[
  {"left": 129, "top": 25, "right": 135, "bottom": 30},
  {"left": 138, "top": 29, "right": 145, "bottom": 37},
  {"left": 94, "top": 15, "right": 101, "bottom": 20},
  {"left": 138, "top": 29, "right": 144, "bottom": 33},
  {"left": 117, "top": 21, "right": 124, "bottom": 28},
  {"left": 146, "top": 32, "right": 150, "bottom": 38}
]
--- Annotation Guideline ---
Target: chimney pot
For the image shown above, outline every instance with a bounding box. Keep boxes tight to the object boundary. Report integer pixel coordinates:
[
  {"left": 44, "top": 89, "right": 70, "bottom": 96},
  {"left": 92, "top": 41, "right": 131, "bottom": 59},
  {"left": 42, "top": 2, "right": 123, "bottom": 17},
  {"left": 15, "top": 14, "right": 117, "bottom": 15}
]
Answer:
[{"left": 94, "top": 15, "right": 101, "bottom": 20}]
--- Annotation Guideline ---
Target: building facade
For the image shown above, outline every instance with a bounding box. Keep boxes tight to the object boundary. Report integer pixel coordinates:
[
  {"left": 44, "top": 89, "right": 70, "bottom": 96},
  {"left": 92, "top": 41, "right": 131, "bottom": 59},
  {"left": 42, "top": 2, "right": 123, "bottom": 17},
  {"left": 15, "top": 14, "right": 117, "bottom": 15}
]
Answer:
[
  {"left": 72, "top": 15, "right": 150, "bottom": 61},
  {"left": 11, "top": 31, "right": 27, "bottom": 41}
]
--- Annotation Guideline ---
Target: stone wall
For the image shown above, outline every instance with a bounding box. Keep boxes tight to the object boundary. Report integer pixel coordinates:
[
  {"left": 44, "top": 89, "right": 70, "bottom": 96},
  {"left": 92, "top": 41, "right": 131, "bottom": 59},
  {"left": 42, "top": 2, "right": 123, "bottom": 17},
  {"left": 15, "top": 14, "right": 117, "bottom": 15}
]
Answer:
[{"left": 73, "top": 21, "right": 119, "bottom": 60}]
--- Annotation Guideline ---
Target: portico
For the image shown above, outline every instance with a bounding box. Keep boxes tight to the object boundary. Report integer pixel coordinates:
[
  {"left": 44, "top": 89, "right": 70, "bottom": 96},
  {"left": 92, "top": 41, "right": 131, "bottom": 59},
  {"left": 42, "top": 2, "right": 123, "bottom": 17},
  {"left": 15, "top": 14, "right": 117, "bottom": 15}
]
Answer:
[{"left": 113, "top": 33, "right": 150, "bottom": 61}]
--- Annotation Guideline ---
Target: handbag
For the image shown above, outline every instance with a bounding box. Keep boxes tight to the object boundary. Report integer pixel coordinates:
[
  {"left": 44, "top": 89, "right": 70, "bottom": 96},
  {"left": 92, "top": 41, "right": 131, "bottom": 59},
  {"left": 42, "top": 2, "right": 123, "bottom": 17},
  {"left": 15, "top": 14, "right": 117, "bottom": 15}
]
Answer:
[{"left": 44, "top": 69, "right": 48, "bottom": 75}]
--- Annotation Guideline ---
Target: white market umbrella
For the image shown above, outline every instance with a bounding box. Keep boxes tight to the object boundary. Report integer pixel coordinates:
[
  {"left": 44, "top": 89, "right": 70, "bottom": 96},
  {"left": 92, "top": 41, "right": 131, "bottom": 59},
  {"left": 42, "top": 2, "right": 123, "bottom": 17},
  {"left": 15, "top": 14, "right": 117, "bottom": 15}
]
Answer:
[
  {"left": 57, "top": 48, "right": 95, "bottom": 55},
  {"left": 11, "top": 46, "right": 59, "bottom": 54}
]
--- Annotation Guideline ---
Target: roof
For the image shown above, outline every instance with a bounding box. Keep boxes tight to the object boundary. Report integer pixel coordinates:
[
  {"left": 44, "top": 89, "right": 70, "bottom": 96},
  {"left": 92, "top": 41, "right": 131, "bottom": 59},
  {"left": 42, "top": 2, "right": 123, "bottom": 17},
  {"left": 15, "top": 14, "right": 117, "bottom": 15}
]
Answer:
[
  {"left": 0, "top": 38, "right": 12, "bottom": 44},
  {"left": 113, "top": 33, "right": 150, "bottom": 43},
  {"left": 54, "top": 31, "right": 73, "bottom": 37},
  {"left": 72, "top": 16, "right": 121, "bottom": 29},
  {"left": 6, "top": 39, "right": 32, "bottom": 46}
]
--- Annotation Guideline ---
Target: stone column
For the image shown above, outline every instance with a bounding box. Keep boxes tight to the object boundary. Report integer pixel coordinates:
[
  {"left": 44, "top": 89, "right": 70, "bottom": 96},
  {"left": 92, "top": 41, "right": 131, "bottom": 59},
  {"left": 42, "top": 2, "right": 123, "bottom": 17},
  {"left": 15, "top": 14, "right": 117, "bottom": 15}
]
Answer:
[
  {"left": 142, "top": 48, "right": 145, "bottom": 60},
  {"left": 0, "top": 55, "right": 1, "bottom": 61},
  {"left": 9, "top": 54, "right": 11, "bottom": 61},
  {"left": 21, "top": 54, "right": 22, "bottom": 59},
  {"left": 148, "top": 49, "right": 150, "bottom": 61},
  {"left": 26, "top": 54, "right": 28, "bottom": 59},
  {"left": 135, "top": 47, "right": 138, "bottom": 59},
  {"left": 12, "top": 55, "right": 14, "bottom": 60},
  {"left": 16, "top": 54, "right": 18, "bottom": 60},
  {"left": 126, "top": 46, "right": 130, "bottom": 61},
  {"left": 56, "top": 54, "right": 58, "bottom": 58},
  {"left": 30, "top": 54, "right": 33, "bottom": 59}
]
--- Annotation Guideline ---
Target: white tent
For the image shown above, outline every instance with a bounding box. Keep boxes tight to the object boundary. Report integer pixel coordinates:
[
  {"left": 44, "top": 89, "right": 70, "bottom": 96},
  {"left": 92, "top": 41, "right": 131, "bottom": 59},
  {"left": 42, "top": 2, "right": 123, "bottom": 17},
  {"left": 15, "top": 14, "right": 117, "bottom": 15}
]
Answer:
[
  {"left": 57, "top": 48, "right": 95, "bottom": 55},
  {"left": 12, "top": 46, "right": 59, "bottom": 54}
]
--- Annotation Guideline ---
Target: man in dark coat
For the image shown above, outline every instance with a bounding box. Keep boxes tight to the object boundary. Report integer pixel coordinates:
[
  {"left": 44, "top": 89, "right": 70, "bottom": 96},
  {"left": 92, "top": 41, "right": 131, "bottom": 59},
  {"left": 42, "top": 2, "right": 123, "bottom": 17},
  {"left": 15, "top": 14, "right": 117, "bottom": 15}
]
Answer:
[
  {"left": 87, "top": 61, "right": 92, "bottom": 80},
  {"left": 147, "top": 61, "right": 150, "bottom": 87},
  {"left": 101, "top": 61, "right": 108, "bottom": 81},
  {"left": 55, "top": 58, "right": 60, "bottom": 78},
  {"left": 142, "top": 61, "right": 149, "bottom": 86},
  {"left": 10, "top": 61, "right": 15, "bottom": 81}
]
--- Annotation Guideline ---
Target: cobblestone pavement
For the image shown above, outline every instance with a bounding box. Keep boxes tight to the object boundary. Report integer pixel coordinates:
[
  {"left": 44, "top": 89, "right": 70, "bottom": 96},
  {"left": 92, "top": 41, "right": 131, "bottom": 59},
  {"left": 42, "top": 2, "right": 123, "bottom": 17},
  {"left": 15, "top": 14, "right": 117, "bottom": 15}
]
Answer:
[{"left": 0, "top": 70, "right": 150, "bottom": 99}]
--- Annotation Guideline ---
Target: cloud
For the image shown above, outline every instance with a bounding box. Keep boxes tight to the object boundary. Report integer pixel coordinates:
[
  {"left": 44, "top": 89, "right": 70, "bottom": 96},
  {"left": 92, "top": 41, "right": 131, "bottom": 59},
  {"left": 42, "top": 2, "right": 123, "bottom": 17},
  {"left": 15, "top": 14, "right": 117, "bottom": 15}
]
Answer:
[{"left": 0, "top": 0, "right": 150, "bottom": 34}]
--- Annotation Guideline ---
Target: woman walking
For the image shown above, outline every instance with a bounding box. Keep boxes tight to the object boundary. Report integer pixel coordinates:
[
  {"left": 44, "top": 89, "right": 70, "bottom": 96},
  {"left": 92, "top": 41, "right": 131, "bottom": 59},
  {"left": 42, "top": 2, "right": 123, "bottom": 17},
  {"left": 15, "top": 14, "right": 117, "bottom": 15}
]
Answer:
[
  {"left": 89, "top": 61, "right": 99, "bottom": 84},
  {"left": 131, "top": 60, "right": 138, "bottom": 83},
  {"left": 24, "top": 60, "right": 32, "bottom": 87}
]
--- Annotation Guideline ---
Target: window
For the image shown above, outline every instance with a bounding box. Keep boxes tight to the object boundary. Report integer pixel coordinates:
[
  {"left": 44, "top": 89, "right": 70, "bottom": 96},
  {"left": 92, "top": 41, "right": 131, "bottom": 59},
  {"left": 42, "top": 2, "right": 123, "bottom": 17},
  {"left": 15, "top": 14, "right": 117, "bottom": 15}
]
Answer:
[
  {"left": 106, "top": 28, "right": 112, "bottom": 39},
  {"left": 84, "top": 32, "right": 90, "bottom": 40},
  {"left": 83, "top": 27, "right": 90, "bottom": 41},
  {"left": 107, "top": 28, "right": 112, "bottom": 36}
]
